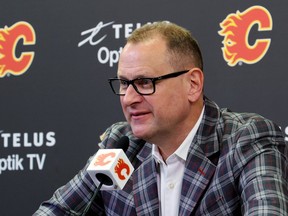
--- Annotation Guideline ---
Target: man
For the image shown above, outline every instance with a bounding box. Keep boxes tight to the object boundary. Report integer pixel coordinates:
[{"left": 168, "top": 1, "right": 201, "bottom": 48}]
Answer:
[{"left": 34, "top": 21, "right": 288, "bottom": 215}]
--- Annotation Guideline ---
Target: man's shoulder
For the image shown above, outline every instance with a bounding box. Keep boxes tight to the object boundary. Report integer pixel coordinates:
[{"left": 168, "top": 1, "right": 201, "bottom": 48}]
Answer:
[
  {"left": 203, "top": 97, "right": 282, "bottom": 138},
  {"left": 204, "top": 97, "right": 284, "bottom": 150},
  {"left": 217, "top": 108, "right": 286, "bottom": 160},
  {"left": 219, "top": 108, "right": 281, "bottom": 135}
]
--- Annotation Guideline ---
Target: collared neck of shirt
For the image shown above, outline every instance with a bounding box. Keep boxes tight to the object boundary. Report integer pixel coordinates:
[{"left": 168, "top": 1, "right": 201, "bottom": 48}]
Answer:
[{"left": 152, "top": 106, "right": 205, "bottom": 163}]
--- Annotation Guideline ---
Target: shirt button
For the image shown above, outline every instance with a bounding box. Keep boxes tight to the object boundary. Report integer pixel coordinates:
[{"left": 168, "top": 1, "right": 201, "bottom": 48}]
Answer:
[{"left": 168, "top": 183, "right": 174, "bottom": 189}]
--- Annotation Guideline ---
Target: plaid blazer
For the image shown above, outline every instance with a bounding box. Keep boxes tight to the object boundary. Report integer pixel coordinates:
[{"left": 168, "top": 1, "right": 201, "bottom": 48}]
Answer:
[{"left": 34, "top": 97, "right": 288, "bottom": 215}]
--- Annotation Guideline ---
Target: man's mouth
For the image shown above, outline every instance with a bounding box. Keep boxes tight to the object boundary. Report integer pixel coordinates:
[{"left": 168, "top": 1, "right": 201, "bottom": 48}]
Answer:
[{"left": 130, "top": 111, "right": 149, "bottom": 120}]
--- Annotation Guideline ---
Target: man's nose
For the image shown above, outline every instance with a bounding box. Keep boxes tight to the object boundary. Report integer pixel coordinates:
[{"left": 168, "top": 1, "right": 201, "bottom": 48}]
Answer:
[{"left": 122, "top": 84, "right": 142, "bottom": 104}]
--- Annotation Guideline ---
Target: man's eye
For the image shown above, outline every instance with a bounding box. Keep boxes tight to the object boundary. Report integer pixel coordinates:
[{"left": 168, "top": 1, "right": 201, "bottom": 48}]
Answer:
[
  {"left": 136, "top": 79, "right": 151, "bottom": 86},
  {"left": 120, "top": 80, "right": 128, "bottom": 85},
  {"left": 120, "top": 80, "right": 129, "bottom": 88}
]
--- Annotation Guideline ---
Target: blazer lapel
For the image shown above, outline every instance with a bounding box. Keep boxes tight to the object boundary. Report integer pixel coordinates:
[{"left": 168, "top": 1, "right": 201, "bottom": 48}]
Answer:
[
  {"left": 133, "top": 143, "right": 160, "bottom": 216},
  {"left": 179, "top": 142, "right": 217, "bottom": 215},
  {"left": 179, "top": 97, "right": 222, "bottom": 215}
]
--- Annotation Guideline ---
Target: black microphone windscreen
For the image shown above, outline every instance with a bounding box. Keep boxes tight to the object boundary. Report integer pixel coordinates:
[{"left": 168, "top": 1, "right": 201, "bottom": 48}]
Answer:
[{"left": 115, "top": 136, "right": 129, "bottom": 152}]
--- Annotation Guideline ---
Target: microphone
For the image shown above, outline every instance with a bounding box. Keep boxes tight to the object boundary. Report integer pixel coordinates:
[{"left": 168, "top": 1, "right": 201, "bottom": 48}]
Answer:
[
  {"left": 87, "top": 136, "right": 134, "bottom": 190},
  {"left": 81, "top": 136, "right": 133, "bottom": 215}
]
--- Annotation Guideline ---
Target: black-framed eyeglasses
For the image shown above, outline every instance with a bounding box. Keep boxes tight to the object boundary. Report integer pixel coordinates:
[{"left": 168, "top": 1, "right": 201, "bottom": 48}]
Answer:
[{"left": 108, "top": 69, "right": 190, "bottom": 96}]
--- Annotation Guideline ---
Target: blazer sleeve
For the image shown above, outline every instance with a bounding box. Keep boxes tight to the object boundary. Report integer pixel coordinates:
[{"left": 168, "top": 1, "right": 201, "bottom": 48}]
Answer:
[
  {"left": 235, "top": 117, "right": 288, "bottom": 215},
  {"left": 33, "top": 156, "right": 107, "bottom": 215},
  {"left": 33, "top": 122, "right": 130, "bottom": 216}
]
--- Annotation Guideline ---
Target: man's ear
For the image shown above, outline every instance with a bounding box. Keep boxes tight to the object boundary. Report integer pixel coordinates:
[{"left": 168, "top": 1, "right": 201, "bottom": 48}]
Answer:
[{"left": 187, "top": 68, "right": 204, "bottom": 102}]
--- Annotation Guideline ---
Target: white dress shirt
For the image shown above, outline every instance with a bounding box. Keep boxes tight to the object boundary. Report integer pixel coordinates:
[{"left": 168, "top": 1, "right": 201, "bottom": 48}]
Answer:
[{"left": 152, "top": 107, "right": 204, "bottom": 216}]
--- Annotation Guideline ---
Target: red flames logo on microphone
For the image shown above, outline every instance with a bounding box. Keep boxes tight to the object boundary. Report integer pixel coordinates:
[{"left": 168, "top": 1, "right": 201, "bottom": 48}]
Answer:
[
  {"left": 218, "top": 6, "right": 272, "bottom": 66},
  {"left": 94, "top": 152, "right": 116, "bottom": 166},
  {"left": 114, "top": 158, "right": 130, "bottom": 180},
  {"left": 0, "top": 21, "right": 36, "bottom": 78}
]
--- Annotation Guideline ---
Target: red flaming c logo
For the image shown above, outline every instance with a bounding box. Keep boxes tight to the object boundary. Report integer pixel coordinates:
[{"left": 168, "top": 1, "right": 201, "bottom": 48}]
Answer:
[
  {"left": 114, "top": 158, "right": 130, "bottom": 180},
  {"left": 218, "top": 6, "right": 272, "bottom": 66},
  {"left": 0, "top": 21, "right": 36, "bottom": 78}
]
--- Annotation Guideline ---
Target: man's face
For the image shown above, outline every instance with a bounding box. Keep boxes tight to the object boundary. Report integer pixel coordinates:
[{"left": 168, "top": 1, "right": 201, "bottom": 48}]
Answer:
[{"left": 117, "top": 37, "right": 192, "bottom": 143}]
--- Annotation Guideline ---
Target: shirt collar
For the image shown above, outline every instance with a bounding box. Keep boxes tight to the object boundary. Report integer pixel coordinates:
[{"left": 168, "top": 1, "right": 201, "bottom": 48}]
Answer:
[{"left": 152, "top": 106, "right": 205, "bottom": 162}]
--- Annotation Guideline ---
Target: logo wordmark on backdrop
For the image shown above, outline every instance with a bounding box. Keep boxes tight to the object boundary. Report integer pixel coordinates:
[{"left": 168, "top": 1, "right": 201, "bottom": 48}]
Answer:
[{"left": 78, "top": 21, "right": 144, "bottom": 68}]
